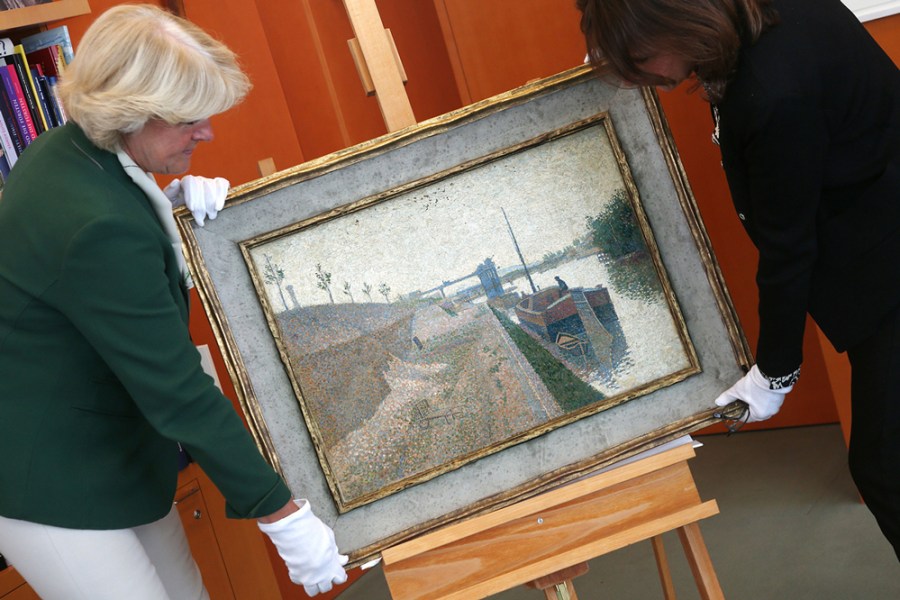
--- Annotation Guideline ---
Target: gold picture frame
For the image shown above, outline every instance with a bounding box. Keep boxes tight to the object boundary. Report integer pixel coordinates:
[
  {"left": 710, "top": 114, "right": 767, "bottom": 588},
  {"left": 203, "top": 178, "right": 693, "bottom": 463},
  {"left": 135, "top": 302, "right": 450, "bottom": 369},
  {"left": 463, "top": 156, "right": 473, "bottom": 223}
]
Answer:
[{"left": 178, "top": 66, "right": 750, "bottom": 563}]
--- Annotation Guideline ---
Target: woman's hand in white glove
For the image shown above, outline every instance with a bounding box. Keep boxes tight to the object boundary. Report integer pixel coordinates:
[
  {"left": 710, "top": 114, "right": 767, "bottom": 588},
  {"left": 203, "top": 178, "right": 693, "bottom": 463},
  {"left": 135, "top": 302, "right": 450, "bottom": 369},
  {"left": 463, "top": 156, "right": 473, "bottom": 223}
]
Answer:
[
  {"left": 257, "top": 500, "right": 349, "bottom": 596},
  {"left": 714, "top": 364, "right": 795, "bottom": 422},
  {"left": 163, "top": 175, "right": 229, "bottom": 226}
]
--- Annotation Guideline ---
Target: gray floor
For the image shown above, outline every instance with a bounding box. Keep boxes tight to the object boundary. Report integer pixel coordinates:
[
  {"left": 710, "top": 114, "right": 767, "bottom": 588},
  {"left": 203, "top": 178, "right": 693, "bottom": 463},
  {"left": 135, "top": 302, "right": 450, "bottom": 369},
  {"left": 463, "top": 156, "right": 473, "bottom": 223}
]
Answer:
[{"left": 338, "top": 425, "right": 900, "bottom": 599}]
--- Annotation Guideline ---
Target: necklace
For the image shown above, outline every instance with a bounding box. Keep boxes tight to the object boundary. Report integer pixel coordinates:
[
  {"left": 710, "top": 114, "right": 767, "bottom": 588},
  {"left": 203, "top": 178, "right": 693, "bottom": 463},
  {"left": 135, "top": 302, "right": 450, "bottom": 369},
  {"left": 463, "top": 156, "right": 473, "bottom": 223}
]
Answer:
[
  {"left": 699, "top": 81, "right": 721, "bottom": 146},
  {"left": 711, "top": 104, "right": 720, "bottom": 146}
]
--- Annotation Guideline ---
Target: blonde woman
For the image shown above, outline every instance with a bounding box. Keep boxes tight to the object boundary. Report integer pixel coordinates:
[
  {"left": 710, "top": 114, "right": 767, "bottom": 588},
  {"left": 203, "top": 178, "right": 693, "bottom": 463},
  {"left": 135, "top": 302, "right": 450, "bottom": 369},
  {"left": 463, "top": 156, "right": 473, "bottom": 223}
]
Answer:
[{"left": 0, "top": 5, "right": 347, "bottom": 598}]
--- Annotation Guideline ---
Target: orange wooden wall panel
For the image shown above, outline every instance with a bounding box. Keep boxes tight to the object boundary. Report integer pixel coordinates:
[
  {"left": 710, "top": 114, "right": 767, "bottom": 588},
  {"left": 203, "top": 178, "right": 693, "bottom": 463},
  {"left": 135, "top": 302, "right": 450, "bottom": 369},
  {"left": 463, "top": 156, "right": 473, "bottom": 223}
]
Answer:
[
  {"left": 178, "top": 0, "right": 304, "bottom": 183},
  {"left": 377, "top": 0, "right": 462, "bottom": 123},
  {"left": 57, "top": 0, "right": 305, "bottom": 186},
  {"left": 255, "top": 0, "right": 461, "bottom": 161},
  {"left": 312, "top": 0, "right": 388, "bottom": 144},
  {"left": 866, "top": 15, "right": 900, "bottom": 65},
  {"left": 436, "top": 0, "right": 586, "bottom": 103},
  {"left": 256, "top": 0, "right": 354, "bottom": 158}
]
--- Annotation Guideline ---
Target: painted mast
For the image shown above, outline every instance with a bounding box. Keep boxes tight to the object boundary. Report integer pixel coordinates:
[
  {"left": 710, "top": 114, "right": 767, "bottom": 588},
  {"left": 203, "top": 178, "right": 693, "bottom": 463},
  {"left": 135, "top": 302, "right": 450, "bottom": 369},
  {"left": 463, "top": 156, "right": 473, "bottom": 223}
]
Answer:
[{"left": 501, "top": 207, "right": 538, "bottom": 294}]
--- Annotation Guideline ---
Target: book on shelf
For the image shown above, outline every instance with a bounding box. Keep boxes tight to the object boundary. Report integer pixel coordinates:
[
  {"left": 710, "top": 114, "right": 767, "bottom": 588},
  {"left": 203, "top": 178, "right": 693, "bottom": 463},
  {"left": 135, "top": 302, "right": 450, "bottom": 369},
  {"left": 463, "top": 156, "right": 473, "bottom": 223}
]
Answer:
[
  {"left": 25, "top": 46, "right": 65, "bottom": 126},
  {"left": 0, "top": 75, "right": 25, "bottom": 158},
  {"left": 0, "top": 29, "right": 75, "bottom": 172},
  {"left": 4, "top": 60, "right": 39, "bottom": 138},
  {"left": 46, "top": 74, "right": 65, "bottom": 124},
  {"left": 31, "top": 67, "right": 56, "bottom": 128},
  {"left": 0, "top": 149, "right": 9, "bottom": 185},
  {"left": 0, "top": 108, "right": 17, "bottom": 168},
  {"left": 0, "top": 42, "right": 23, "bottom": 160},
  {"left": 26, "top": 45, "right": 63, "bottom": 78},
  {"left": 0, "top": 0, "right": 54, "bottom": 11},
  {"left": 13, "top": 45, "right": 48, "bottom": 132},
  {"left": 0, "top": 65, "right": 36, "bottom": 145},
  {"left": 0, "top": 39, "right": 41, "bottom": 141},
  {"left": 20, "top": 25, "right": 74, "bottom": 65}
]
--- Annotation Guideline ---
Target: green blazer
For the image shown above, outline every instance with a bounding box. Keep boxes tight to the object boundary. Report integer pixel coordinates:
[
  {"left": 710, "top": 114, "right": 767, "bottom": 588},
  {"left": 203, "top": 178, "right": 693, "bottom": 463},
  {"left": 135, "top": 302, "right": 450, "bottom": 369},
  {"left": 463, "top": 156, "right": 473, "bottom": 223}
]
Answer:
[{"left": 0, "top": 123, "right": 291, "bottom": 529}]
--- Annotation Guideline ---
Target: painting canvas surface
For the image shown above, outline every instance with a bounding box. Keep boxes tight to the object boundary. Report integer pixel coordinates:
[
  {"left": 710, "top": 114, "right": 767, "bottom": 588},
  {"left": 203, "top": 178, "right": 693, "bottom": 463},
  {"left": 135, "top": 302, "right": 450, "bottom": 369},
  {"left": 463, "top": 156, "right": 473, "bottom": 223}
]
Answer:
[
  {"left": 178, "top": 67, "right": 749, "bottom": 561},
  {"left": 243, "top": 116, "right": 695, "bottom": 510}
]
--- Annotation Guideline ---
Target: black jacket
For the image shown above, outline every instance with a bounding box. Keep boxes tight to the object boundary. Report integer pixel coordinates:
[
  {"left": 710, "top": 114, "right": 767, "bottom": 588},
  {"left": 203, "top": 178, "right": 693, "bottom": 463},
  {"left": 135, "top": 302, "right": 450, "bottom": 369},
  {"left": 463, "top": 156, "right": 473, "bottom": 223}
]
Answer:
[{"left": 716, "top": 0, "right": 900, "bottom": 376}]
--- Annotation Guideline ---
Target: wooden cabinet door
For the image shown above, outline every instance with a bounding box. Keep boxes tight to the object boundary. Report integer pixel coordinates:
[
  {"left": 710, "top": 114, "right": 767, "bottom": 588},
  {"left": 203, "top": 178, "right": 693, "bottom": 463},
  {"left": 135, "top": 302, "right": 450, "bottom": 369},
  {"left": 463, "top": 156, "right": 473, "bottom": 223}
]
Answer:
[
  {"left": 176, "top": 480, "right": 237, "bottom": 600},
  {"left": 0, "top": 568, "right": 38, "bottom": 600},
  {"left": 1, "top": 585, "right": 39, "bottom": 600},
  {"left": 175, "top": 465, "right": 282, "bottom": 600}
]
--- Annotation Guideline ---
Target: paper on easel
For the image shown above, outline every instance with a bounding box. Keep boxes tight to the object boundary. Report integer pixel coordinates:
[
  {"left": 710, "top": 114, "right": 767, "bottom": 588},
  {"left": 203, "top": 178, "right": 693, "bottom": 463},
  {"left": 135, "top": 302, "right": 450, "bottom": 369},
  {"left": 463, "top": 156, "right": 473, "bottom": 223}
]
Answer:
[{"left": 580, "top": 435, "right": 698, "bottom": 481}]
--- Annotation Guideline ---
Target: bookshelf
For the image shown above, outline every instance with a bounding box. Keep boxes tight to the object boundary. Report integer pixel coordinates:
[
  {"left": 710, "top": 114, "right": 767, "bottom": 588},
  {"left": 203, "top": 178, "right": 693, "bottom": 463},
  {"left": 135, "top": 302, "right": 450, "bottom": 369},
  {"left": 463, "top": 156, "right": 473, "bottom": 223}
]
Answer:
[
  {"left": 0, "top": 2, "right": 82, "bottom": 184},
  {"left": 0, "top": 1, "right": 89, "bottom": 31}
]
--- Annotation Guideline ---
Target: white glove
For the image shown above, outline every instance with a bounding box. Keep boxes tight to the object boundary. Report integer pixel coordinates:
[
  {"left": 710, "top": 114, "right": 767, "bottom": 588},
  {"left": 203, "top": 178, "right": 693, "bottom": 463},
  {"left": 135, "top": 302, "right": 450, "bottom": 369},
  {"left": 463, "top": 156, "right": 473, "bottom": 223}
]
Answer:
[
  {"left": 258, "top": 500, "right": 349, "bottom": 596},
  {"left": 714, "top": 364, "right": 793, "bottom": 422},
  {"left": 163, "top": 175, "right": 229, "bottom": 226}
]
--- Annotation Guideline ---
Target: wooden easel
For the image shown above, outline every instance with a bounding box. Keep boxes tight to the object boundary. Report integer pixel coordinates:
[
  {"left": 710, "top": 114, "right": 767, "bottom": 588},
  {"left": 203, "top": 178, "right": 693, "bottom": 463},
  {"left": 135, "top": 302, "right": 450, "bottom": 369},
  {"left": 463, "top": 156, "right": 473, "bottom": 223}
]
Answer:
[
  {"left": 342, "top": 0, "right": 416, "bottom": 133},
  {"left": 341, "top": 6, "right": 724, "bottom": 598},
  {"left": 379, "top": 442, "right": 723, "bottom": 599}
]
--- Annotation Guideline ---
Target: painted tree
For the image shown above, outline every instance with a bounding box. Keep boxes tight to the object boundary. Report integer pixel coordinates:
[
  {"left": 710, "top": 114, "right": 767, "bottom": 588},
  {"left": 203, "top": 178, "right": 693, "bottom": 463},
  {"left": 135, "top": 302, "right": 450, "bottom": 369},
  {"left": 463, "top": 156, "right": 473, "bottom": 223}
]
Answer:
[
  {"left": 342, "top": 281, "right": 354, "bottom": 303},
  {"left": 262, "top": 254, "right": 288, "bottom": 311},
  {"left": 378, "top": 282, "right": 391, "bottom": 303},
  {"left": 585, "top": 189, "right": 661, "bottom": 303},
  {"left": 361, "top": 282, "right": 374, "bottom": 302},
  {"left": 315, "top": 263, "right": 334, "bottom": 304},
  {"left": 585, "top": 189, "right": 643, "bottom": 259}
]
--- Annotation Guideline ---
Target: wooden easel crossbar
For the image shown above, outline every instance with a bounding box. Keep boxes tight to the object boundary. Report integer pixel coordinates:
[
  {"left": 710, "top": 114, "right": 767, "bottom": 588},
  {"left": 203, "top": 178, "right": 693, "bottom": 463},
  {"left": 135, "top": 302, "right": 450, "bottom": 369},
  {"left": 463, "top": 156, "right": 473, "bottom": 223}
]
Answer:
[{"left": 381, "top": 443, "right": 724, "bottom": 599}]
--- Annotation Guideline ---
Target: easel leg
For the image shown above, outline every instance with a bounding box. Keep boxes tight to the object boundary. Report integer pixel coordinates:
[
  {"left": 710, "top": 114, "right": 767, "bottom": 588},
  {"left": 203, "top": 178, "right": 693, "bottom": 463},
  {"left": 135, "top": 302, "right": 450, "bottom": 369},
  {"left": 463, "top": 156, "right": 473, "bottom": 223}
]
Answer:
[
  {"left": 542, "top": 579, "right": 578, "bottom": 600},
  {"left": 677, "top": 523, "right": 724, "bottom": 600},
  {"left": 525, "top": 563, "right": 588, "bottom": 600},
  {"left": 651, "top": 535, "right": 678, "bottom": 600}
]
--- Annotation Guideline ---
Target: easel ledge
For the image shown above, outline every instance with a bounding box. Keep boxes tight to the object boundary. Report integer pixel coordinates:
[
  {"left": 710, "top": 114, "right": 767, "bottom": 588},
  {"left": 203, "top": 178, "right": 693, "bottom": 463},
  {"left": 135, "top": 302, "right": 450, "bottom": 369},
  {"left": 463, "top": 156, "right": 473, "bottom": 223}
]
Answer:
[{"left": 381, "top": 441, "right": 723, "bottom": 600}]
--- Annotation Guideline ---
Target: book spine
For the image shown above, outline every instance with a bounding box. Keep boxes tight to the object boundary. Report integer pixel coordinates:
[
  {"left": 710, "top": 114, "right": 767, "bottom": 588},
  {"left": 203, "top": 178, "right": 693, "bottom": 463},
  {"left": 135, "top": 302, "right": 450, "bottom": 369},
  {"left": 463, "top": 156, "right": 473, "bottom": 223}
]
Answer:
[
  {"left": 1, "top": 66, "right": 35, "bottom": 146},
  {"left": 0, "top": 111, "right": 17, "bottom": 168},
  {"left": 47, "top": 76, "right": 65, "bottom": 125},
  {"left": 10, "top": 49, "right": 46, "bottom": 133},
  {"left": 25, "top": 47, "right": 60, "bottom": 78},
  {"left": 0, "top": 38, "right": 14, "bottom": 58},
  {"left": 31, "top": 70, "right": 56, "bottom": 129},
  {"left": 54, "top": 45, "right": 66, "bottom": 75},
  {"left": 0, "top": 146, "right": 11, "bottom": 182},
  {"left": 0, "top": 75, "right": 25, "bottom": 157}
]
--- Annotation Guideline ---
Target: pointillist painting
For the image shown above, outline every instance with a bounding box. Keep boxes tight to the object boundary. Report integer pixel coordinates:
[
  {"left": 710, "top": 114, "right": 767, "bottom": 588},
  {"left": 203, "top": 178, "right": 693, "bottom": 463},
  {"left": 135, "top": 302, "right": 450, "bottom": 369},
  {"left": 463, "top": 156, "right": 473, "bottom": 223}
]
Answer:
[{"left": 242, "top": 114, "right": 696, "bottom": 511}]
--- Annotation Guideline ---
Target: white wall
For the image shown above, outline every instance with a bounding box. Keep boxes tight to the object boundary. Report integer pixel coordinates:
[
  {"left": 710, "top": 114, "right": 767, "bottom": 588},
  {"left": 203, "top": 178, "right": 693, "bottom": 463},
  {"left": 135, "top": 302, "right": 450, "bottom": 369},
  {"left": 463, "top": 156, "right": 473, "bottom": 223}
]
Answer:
[{"left": 842, "top": 0, "right": 900, "bottom": 21}]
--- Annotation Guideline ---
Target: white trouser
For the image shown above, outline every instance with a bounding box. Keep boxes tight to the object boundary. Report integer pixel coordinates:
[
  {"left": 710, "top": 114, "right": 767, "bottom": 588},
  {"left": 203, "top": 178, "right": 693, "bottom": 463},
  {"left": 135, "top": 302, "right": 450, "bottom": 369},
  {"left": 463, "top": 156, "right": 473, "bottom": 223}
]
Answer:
[{"left": 0, "top": 506, "right": 209, "bottom": 600}]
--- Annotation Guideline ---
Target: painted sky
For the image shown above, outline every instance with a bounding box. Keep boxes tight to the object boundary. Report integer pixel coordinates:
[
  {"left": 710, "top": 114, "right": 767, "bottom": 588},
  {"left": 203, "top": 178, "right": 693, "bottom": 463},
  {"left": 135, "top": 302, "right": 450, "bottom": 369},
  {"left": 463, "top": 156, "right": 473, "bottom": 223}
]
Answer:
[{"left": 251, "top": 123, "right": 635, "bottom": 308}]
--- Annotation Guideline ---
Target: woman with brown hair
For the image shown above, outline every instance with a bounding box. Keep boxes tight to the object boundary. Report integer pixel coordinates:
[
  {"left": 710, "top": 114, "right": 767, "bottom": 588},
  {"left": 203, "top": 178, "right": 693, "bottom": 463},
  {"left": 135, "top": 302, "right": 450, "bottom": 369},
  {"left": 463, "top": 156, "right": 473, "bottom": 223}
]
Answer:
[{"left": 577, "top": 0, "right": 900, "bottom": 560}]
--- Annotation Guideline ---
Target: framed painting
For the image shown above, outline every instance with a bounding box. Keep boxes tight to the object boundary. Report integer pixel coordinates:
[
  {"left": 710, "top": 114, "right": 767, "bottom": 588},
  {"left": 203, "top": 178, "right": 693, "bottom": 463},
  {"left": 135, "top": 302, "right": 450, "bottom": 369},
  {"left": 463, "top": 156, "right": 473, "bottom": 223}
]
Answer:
[{"left": 178, "top": 65, "right": 750, "bottom": 562}]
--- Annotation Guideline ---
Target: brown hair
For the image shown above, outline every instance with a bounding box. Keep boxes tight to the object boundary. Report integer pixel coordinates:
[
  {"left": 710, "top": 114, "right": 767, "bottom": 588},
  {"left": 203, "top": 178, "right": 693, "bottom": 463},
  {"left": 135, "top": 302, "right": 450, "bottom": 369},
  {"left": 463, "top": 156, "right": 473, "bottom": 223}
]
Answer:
[{"left": 576, "top": 0, "right": 778, "bottom": 102}]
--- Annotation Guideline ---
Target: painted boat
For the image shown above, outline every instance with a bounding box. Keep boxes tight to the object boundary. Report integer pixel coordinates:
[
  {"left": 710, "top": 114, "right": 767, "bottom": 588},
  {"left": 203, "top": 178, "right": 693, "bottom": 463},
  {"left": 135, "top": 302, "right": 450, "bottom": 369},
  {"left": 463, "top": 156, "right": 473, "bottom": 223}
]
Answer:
[{"left": 514, "top": 285, "right": 614, "bottom": 339}]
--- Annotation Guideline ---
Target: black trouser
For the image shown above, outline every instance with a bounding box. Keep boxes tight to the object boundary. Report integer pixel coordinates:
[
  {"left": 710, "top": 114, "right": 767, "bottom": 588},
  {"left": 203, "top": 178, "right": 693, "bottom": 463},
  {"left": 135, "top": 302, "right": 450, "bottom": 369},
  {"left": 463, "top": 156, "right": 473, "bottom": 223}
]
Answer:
[{"left": 847, "top": 304, "right": 900, "bottom": 562}]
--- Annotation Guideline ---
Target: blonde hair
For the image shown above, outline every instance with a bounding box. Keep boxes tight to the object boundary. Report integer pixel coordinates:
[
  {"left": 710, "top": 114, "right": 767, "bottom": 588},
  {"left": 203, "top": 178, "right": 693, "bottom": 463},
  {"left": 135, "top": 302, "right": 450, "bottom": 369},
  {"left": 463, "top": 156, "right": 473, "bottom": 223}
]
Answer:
[{"left": 59, "top": 4, "right": 251, "bottom": 152}]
